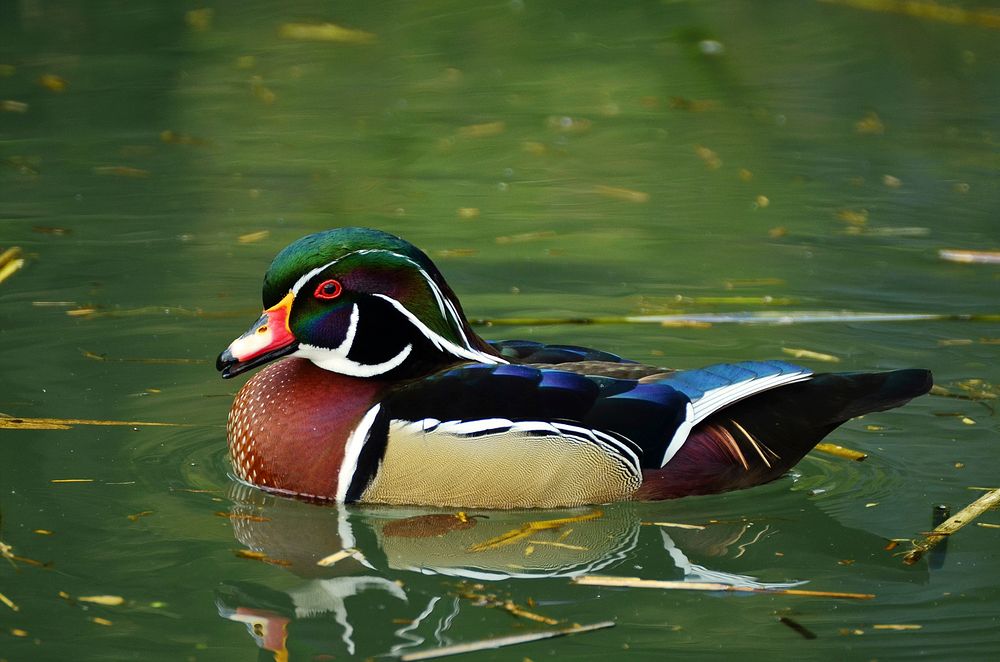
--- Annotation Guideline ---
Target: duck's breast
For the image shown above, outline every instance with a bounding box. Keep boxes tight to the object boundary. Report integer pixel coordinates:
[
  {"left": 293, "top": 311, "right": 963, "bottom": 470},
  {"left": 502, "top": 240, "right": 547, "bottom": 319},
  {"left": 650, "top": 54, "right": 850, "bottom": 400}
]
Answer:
[{"left": 227, "top": 358, "right": 385, "bottom": 500}]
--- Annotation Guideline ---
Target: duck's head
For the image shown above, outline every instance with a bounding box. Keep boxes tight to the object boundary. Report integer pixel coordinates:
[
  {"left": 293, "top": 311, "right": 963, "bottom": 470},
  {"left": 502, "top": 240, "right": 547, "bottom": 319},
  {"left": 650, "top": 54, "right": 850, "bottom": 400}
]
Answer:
[{"left": 217, "top": 227, "right": 502, "bottom": 379}]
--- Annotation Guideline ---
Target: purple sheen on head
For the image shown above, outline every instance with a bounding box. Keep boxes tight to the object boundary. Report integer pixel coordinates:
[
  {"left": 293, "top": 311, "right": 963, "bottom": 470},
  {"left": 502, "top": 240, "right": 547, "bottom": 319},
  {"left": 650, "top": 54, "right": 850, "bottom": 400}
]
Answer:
[
  {"left": 335, "top": 254, "right": 465, "bottom": 347},
  {"left": 295, "top": 303, "right": 353, "bottom": 348}
]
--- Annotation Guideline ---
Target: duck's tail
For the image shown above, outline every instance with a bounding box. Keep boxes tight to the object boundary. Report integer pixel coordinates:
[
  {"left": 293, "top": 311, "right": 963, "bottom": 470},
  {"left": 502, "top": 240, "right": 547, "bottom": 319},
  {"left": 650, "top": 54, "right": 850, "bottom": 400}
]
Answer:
[{"left": 633, "top": 369, "right": 932, "bottom": 500}]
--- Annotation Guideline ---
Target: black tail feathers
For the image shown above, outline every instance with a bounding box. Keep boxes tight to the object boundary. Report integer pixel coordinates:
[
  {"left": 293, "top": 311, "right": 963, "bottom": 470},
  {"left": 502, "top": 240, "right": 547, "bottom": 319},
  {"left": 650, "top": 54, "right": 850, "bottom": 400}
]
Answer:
[
  {"left": 634, "top": 368, "right": 932, "bottom": 500},
  {"left": 805, "top": 368, "right": 933, "bottom": 423}
]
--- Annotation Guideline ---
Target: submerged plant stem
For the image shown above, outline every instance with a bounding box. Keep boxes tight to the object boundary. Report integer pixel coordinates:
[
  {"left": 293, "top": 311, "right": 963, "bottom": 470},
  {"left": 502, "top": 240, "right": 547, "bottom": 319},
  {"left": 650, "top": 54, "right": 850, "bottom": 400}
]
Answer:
[
  {"left": 903, "top": 487, "right": 1000, "bottom": 565},
  {"left": 400, "top": 620, "right": 615, "bottom": 661}
]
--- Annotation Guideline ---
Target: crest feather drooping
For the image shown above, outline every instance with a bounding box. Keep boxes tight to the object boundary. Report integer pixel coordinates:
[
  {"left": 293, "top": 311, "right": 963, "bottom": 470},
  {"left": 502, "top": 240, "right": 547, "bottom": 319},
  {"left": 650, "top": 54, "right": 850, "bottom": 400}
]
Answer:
[
  {"left": 263, "top": 228, "right": 439, "bottom": 307},
  {"left": 262, "top": 227, "right": 498, "bottom": 361}
]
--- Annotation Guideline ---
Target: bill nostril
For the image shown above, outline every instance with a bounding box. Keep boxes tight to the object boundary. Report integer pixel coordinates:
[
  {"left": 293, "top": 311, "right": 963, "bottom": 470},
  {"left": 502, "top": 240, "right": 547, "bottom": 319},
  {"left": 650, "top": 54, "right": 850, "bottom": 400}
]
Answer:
[{"left": 257, "top": 325, "right": 268, "bottom": 334}]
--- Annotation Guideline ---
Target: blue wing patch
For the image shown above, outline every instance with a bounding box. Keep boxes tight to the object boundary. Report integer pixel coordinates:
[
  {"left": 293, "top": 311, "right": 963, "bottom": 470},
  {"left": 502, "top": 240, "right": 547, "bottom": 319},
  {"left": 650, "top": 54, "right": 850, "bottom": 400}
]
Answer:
[
  {"left": 654, "top": 361, "right": 807, "bottom": 400},
  {"left": 652, "top": 361, "right": 813, "bottom": 466}
]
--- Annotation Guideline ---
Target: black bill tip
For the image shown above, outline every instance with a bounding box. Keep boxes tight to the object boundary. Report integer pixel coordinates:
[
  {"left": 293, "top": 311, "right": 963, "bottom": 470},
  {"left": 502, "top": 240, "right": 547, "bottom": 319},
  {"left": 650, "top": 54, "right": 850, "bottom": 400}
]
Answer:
[{"left": 216, "top": 343, "right": 299, "bottom": 379}]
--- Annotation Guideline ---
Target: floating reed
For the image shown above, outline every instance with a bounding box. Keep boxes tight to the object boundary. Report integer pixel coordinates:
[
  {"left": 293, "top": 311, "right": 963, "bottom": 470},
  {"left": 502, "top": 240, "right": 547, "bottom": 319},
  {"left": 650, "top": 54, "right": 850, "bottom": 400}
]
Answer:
[
  {"left": 400, "top": 620, "right": 615, "bottom": 661},
  {"left": 903, "top": 487, "right": 1000, "bottom": 565},
  {"left": 573, "top": 575, "right": 874, "bottom": 599}
]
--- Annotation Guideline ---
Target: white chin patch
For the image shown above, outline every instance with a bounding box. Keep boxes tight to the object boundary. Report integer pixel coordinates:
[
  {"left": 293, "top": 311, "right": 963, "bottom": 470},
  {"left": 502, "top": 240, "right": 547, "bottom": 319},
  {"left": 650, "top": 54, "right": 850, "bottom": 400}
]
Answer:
[
  {"left": 294, "top": 301, "right": 414, "bottom": 377},
  {"left": 296, "top": 343, "right": 413, "bottom": 378}
]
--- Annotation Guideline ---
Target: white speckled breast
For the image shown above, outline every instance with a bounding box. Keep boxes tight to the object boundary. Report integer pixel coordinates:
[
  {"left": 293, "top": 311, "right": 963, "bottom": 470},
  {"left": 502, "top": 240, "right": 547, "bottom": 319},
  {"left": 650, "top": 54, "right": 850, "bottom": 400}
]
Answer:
[{"left": 225, "top": 358, "right": 386, "bottom": 500}]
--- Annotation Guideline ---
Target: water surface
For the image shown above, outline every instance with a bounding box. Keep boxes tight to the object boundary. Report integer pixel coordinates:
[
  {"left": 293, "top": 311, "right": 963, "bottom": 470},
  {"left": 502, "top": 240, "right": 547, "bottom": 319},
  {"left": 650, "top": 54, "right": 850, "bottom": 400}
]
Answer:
[{"left": 2, "top": 1, "right": 999, "bottom": 659}]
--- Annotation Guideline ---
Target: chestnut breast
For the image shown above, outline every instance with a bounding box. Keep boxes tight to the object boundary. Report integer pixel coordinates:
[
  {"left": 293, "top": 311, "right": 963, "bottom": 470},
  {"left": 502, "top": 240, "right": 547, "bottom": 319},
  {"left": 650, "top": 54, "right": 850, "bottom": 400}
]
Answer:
[{"left": 227, "top": 358, "right": 387, "bottom": 500}]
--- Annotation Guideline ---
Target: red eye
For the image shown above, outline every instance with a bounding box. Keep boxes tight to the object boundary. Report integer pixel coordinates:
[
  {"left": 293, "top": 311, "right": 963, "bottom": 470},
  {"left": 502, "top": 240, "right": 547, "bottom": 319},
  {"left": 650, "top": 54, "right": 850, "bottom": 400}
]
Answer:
[{"left": 314, "top": 279, "right": 343, "bottom": 300}]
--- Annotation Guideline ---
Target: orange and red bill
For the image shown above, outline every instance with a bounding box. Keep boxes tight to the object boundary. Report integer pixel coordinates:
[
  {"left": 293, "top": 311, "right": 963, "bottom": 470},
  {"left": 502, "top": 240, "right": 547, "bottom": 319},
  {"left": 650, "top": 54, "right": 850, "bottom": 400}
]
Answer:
[{"left": 217, "top": 292, "right": 298, "bottom": 379}]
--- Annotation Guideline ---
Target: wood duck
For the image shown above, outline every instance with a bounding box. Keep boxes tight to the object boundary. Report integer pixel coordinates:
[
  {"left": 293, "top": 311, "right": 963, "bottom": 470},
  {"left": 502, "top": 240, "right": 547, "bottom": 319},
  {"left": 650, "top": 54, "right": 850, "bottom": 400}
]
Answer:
[{"left": 217, "top": 227, "right": 932, "bottom": 509}]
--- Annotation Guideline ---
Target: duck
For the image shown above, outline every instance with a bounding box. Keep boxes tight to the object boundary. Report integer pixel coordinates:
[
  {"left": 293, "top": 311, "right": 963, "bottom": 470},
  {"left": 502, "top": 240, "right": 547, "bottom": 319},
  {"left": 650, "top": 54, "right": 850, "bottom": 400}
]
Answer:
[{"left": 216, "top": 227, "right": 932, "bottom": 509}]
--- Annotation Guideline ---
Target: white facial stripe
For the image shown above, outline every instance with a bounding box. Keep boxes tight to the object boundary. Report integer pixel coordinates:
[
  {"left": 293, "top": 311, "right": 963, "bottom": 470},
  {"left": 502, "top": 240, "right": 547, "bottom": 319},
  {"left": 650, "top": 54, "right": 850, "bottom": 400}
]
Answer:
[
  {"left": 399, "top": 261, "right": 480, "bottom": 350},
  {"left": 293, "top": 292, "right": 415, "bottom": 377},
  {"left": 333, "top": 303, "right": 360, "bottom": 354},
  {"left": 441, "top": 294, "right": 471, "bottom": 346},
  {"left": 411, "top": 260, "right": 449, "bottom": 318},
  {"left": 289, "top": 249, "right": 477, "bottom": 347},
  {"left": 337, "top": 404, "right": 382, "bottom": 503},
  {"left": 400, "top": 257, "right": 476, "bottom": 348},
  {"left": 291, "top": 260, "right": 337, "bottom": 295},
  {"left": 295, "top": 301, "right": 415, "bottom": 376},
  {"left": 290, "top": 249, "right": 416, "bottom": 295},
  {"left": 288, "top": 248, "right": 503, "bottom": 371},
  {"left": 296, "top": 342, "right": 414, "bottom": 377},
  {"left": 372, "top": 294, "right": 503, "bottom": 365}
]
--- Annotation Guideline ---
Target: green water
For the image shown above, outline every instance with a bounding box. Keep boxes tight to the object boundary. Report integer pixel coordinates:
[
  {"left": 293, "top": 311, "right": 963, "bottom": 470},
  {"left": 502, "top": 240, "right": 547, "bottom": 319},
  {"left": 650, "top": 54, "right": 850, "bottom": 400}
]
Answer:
[{"left": 2, "top": 1, "right": 999, "bottom": 659}]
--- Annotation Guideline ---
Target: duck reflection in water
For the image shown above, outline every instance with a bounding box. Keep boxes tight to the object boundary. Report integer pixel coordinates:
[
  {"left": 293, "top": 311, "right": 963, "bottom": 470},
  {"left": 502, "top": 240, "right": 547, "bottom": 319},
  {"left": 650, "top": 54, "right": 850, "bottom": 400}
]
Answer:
[{"left": 216, "top": 483, "right": 917, "bottom": 660}]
